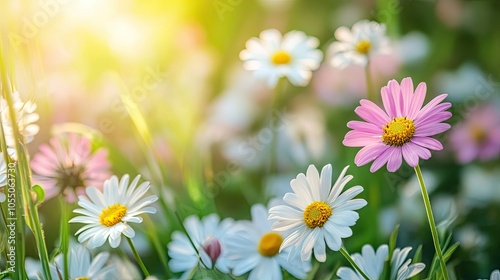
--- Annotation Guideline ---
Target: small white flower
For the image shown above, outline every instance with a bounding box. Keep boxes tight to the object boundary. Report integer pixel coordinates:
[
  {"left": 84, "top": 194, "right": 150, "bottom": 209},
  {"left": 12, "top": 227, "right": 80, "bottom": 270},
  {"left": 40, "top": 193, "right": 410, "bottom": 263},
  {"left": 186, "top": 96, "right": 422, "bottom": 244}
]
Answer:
[
  {"left": 69, "top": 174, "right": 158, "bottom": 248},
  {"left": 486, "top": 269, "right": 500, "bottom": 280},
  {"left": 226, "top": 203, "right": 311, "bottom": 280},
  {"left": 268, "top": 164, "right": 367, "bottom": 262},
  {"left": 329, "top": 20, "right": 389, "bottom": 68},
  {"left": 167, "top": 214, "right": 233, "bottom": 279},
  {"left": 28, "top": 245, "right": 115, "bottom": 280},
  {"left": 337, "top": 244, "right": 425, "bottom": 280},
  {"left": 391, "top": 247, "right": 426, "bottom": 280},
  {"left": 0, "top": 91, "right": 39, "bottom": 149},
  {"left": 240, "top": 29, "right": 323, "bottom": 87},
  {"left": 337, "top": 244, "right": 388, "bottom": 280}
]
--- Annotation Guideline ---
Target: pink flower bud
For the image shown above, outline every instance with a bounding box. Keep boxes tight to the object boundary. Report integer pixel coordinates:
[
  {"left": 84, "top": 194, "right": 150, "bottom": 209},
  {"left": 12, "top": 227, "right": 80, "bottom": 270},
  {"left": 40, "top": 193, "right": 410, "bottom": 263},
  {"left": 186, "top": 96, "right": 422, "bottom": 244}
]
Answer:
[{"left": 202, "top": 237, "right": 221, "bottom": 263}]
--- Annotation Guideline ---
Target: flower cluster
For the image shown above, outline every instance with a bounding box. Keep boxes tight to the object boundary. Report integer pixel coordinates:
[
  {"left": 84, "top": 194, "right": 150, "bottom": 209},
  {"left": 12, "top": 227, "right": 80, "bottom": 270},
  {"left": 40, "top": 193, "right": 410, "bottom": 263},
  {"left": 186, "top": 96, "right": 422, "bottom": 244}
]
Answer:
[{"left": 1, "top": 4, "right": 497, "bottom": 279}]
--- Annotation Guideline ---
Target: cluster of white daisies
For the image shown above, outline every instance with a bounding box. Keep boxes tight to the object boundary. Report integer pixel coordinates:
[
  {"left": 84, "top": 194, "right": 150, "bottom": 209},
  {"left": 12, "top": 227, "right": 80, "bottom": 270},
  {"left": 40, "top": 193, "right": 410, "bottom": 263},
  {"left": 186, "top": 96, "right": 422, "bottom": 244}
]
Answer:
[
  {"left": 166, "top": 164, "right": 425, "bottom": 280},
  {"left": 240, "top": 20, "right": 388, "bottom": 87}
]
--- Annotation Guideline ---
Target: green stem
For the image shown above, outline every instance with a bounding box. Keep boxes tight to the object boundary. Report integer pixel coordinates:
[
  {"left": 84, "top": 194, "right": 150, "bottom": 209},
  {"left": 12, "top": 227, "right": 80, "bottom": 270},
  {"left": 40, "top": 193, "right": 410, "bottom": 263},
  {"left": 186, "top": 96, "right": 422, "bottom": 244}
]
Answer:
[
  {"left": 414, "top": 165, "right": 449, "bottom": 280},
  {"left": 174, "top": 211, "right": 210, "bottom": 269},
  {"left": 340, "top": 246, "right": 370, "bottom": 280},
  {"left": 268, "top": 78, "right": 284, "bottom": 176},
  {"left": 0, "top": 44, "right": 49, "bottom": 280},
  {"left": 365, "top": 61, "right": 374, "bottom": 102},
  {"left": 59, "top": 198, "right": 69, "bottom": 280},
  {"left": 144, "top": 216, "right": 170, "bottom": 276},
  {"left": 126, "top": 237, "right": 150, "bottom": 277}
]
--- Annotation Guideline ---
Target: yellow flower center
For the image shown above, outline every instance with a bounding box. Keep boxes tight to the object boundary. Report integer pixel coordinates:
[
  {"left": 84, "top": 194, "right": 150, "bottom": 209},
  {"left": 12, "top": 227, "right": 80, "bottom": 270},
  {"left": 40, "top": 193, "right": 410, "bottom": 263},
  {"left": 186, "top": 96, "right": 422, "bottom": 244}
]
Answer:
[
  {"left": 303, "top": 201, "right": 332, "bottom": 228},
  {"left": 258, "top": 232, "right": 283, "bottom": 257},
  {"left": 271, "top": 50, "right": 292, "bottom": 65},
  {"left": 355, "top": 40, "right": 372, "bottom": 54},
  {"left": 99, "top": 204, "right": 127, "bottom": 227},
  {"left": 75, "top": 277, "right": 89, "bottom": 280},
  {"left": 471, "top": 126, "right": 487, "bottom": 144},
  {"left": 382, "top": 117, "right": 416, "bottom": 146}
]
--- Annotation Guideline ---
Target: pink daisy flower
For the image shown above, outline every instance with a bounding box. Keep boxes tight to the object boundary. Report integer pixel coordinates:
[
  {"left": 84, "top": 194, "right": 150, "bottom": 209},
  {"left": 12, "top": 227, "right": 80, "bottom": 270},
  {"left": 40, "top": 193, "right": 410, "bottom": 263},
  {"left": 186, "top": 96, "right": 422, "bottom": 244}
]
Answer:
[
  {"left": 449, "top": 104, "right": 500, "bottom": 163},
  {"left": 343, "top": 77, "right": 452, "bottom": 172},
  {"left": 31, "top": 134, "right": 111, "bottom": 202}
]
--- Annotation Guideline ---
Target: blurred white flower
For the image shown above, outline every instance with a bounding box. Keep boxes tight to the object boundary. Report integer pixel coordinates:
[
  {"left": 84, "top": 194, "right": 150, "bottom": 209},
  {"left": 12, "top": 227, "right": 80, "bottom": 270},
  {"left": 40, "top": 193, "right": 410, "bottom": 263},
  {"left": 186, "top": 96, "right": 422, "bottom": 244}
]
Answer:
[
  {"left": 197, "top": 69, "right": 266, "bottom": 150},
  {"left": 0, "top": 91, "right": 39, "bottom": 158},
  {"left": 240, "top": 29, "right": 323, "bottom": 87},
  {"left": 396, "top": 31, "right": 430, "bottom": 65},
  {"left": 221, "top": 102, "right": 327, "bottom": 171},
  {"left": 486, "top": 269, "right": 500, "bottom": 280},
  {"left": 337, "top": 244, "right": 425, "bottom": 280},
  {"left": 454, "top": 225, "right": 487, "bottom": 251},
  {"left": 460, "top": 166, "right": 500, "bottom": 208},
  {"left": 107, "top": 255, "right": 142, "bottom": 280},
  {"left": 226, "top": 203, "right": 311, "bottom": 280},
  {"left": 168, "top": 214, "right": 234, "bottom": 279},
  {"left": 269, "top": 164, "right": 367, "bottom": 262},
  {"left": 379, "top": 169, "right": 446, "bottom": 236},
  {"left": 433, "top": 63, "right": 487, "bottom": 102},
  {"left": 28, "top": 245, "right": 115, "bottom": 280},
  {"left": 329, "top": 20, "right": 389, "bottom": 68},
  {"left": 313, "top": 51, "right": 401, "bottom": 106}
]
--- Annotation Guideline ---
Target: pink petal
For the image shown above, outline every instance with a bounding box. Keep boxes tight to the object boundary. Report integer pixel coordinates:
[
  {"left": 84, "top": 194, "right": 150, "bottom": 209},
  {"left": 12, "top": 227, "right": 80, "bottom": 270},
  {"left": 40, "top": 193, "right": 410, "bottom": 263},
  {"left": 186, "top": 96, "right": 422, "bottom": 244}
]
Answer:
[
  {"left": 414, "top": 123, "right": 451, "bottom": 137},
  {"left": 343, "top": 130, "right": 382, "bottom": 147},
  {"left": 407, "top": 82, "right": 427, "bottom": 119},
  {"left": 400, "top": 77, "right": 414, "bottom": 116},
  {"left": 347, "top": 121, "right": 382, "bottom": 134},
  {"left": 411, "top": 136, "right": 443, "bottom": 150},
  {"left": 355, "top": 100, "right": 390, "bottom": 127},
  {"left": 381, "top": 86, "right": 397, "bottom": 118},
  {"left": 369, "top": 147, "right": 395, "bottom": 172},
  {"left": 402, "top": 144, "right": 419, "bottom": 167},
  {"left": 415, "top": 94, "right": 448, "bottom": 120},
  {"left": 406, "top": 142, "right": 431, "bottom": 160},
  {"left": 386, "top": 147, "right": 403, "bottom": 172},
  {"left": 388, "top": 79, "right": 403, "bottom": 117},
  {"left": 354, "top": 143, "right": 390, "bottom": 166},
  {"left": 415, "top": 111, "right": 452, "bottom": 127}
]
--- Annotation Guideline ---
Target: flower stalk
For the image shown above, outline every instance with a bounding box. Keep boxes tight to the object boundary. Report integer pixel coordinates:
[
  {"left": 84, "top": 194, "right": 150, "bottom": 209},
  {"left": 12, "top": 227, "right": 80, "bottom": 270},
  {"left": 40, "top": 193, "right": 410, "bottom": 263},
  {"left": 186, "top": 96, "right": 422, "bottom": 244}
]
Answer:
[
  {"left": 365, "top": 61, "right": 374, "bottom": 102},
  {"left": 340, "top": 246, "right": 370, "bottom": 280},
  {"left": 0, "top": 43, "right": 52, "bottom": 280},
  {"left": 127, "top": 237, "right": 151, "bottom": 277},
  {"left": 414, "top": 164, "right": 449, "bottom": 280}
]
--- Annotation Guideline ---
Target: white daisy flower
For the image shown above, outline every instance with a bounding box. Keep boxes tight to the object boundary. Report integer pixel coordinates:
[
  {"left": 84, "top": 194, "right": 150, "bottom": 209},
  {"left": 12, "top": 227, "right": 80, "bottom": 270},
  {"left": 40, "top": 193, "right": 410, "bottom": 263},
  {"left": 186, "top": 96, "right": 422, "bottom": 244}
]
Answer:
[
  {"left": 240, "top": 29, "right": 323, "bottom": 87},
  {"left": 226, "top": 203, "right": 311, "bottom": 280},
  {"left": 337, "top": 244, "right": 425, "bottom": 280},
  {"left": 337, "top": 244, "right": 388, "bottom": 280},
  {"left": 482, "top": 269, "right": 500, "bottom": 280},
  {"left": 0, "top": 91, "right": 39, "bottom": 149},
  {"left": 69, "top": 174, "right": 158, "bottom": 249},
  {"left": 168, "top": 214, "right": 233, "bottom": 279},
  {"left": 268, "top": 164, "right": 367, "bottom": 262},
  {"left": 391, "top": 247, "right": 426, "bottom": 280},
  {"left": 28, "top": 245, "right": 115, "bottom": 280},
  {"left": 329, "top": 20, "right": 389, "bottom": 68}
]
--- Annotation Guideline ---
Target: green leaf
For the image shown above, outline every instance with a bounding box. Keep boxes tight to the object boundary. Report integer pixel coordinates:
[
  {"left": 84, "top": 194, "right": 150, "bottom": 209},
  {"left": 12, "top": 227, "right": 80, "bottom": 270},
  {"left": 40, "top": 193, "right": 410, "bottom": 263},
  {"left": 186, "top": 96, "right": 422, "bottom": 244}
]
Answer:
[
  {"left": 410, "top": 245, "right": 423, "bottom": 280},
  {"left": 443, "top": 242, "right": 459, "bottom": 262},
  {"left": 412, "top": 245, "right": 423, "bottom": 264},
  {"left": 31, "top": 185, "right": 45, "bottom": 206},
  {"left": 389, "top": 224, "right": 400, "bottom": 259}
]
